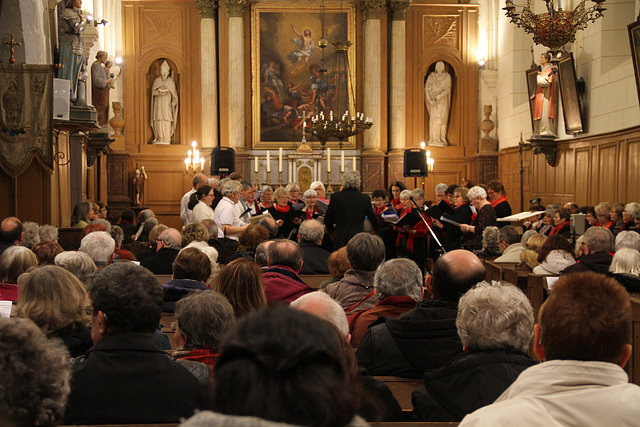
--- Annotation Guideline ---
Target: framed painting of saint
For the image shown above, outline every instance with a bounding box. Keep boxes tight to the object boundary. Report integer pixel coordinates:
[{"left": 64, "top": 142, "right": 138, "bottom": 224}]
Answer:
[
  {"left": 556, "top": 53, "right": 583, "bottom": 135},
  {"left": 251, "top": 2, "right": 356, "bottom": 149}
]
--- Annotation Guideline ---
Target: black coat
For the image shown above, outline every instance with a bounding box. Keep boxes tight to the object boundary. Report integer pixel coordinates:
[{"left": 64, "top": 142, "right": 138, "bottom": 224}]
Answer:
[
  {"left": 63, "top": 333, "right": 205, "bottom": 424},
  {"left": 411, "top": 350, "right": 535, "bottom": 422},
  {"left": 325, "top": 188, "right": 378, "bottom": 250},
  {"left": 562, "top": 252, "right": 613, "bottom": 275},
  {"left": 140, "top": 247, "right": 180, "bottom": 274},
  {"left": 300, "top": 242, "right": 331, "bottom": 274}
]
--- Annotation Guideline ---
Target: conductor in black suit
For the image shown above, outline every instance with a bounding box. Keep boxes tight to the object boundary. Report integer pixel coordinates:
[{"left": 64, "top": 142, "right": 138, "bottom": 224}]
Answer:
[{"left": 324, "top": 170, "right": 378, "bottom": 250}]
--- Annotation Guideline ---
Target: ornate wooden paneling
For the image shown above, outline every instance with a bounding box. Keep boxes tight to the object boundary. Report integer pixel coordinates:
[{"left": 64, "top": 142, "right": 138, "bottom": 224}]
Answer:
[{"left": 499, "top": 126, "right": 640, "bottom": 208}]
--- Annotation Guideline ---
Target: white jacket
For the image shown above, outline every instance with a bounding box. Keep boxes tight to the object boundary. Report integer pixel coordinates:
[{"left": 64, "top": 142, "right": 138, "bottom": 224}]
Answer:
[
  {"left": 460, "top": 360, "right": 640, "bottom": 426},
  {"left": 494, "top": 242, "right": 525, "bottom": 263},
  {"left": 532, "top": 250, "right": 576, "bottom": 275}
]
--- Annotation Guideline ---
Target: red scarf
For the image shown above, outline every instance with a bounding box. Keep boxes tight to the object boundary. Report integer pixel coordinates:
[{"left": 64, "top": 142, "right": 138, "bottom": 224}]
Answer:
[
  {"left": 374, "top": 205, "right": 386, "bottom": 216},
  {"left": 603, "top": 221, "right": 613, "bottom": 229},
  {"left": 550, "top": 220, "right": 570, "bottom": 235},
  {"left": 274, "top": 203, "right": 290, "bottom": 213},
  {"left": 391, "top": 198, "right": 402, "bottom": 211},
  {"left": 396, "top": 208, "right": 417, "bottom": 252},
  {"left": 180, "top": 349, "right": 220, "bottom": 369},
  {"left": 489, "top": 194, "right": 508, "bottom": 208},
  {"left": 306, "top": 206, "right": 317, "bottom": 220}
]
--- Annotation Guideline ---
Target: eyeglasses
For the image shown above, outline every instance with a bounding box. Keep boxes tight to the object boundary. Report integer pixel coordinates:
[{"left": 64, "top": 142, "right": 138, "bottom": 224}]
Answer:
[
  {"left": 84, "top": 306, "right": 95, "bottom": 316},
  {"left": 170, "top": 321, "right": 178, "bottom": 332}
]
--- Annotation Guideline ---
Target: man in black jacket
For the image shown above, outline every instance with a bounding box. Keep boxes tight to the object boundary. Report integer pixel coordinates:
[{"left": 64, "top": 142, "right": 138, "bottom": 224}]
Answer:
[
  {"left": 563, "top": 226, "right": 614, "bottom": 274},
  {"left": 356, "top": 249, "right": 485, "bottom": 378},
  {"left": 298, "top": 218, "right": 330, "bottom": 274},
  {"left": 63, "top": 263, "right": 206, "bottom": 425},
  {"left": 324, "top": 170, "right": 378, "bottom": 250},
  {"left": 140, "top": 228, "right": 182, "bottom": 274}
]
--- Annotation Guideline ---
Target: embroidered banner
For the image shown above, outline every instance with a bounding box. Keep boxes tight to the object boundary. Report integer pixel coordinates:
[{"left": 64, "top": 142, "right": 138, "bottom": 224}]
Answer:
[{"left": 0, "top": 64, "right": 53, "bottom": 176}]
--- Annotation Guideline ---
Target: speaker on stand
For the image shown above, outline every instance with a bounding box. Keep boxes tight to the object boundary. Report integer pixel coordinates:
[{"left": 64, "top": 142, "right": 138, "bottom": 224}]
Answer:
[
  {"left": 403, "top": 148, "right": 429, "bottom": 188},
  {"left": 210, "top": 147, "right": 235, "bottom": 177}
]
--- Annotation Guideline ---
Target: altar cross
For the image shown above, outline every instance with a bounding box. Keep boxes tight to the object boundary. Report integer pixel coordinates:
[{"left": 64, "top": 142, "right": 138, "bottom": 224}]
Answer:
[{"left": 3, "top": 34, "right": 22, "bottom": 64}]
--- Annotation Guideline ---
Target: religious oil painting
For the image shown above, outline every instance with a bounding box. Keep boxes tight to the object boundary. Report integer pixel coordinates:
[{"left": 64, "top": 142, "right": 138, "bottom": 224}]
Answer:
[
  {"left": 556, "top": 53, "right": 583, "bottom": 135},
  {"left": 628, "top": 19, "right": 640, "bottom": 105},
  {"left": 251, "top": 2, "right": 356, "bottom": 149}
]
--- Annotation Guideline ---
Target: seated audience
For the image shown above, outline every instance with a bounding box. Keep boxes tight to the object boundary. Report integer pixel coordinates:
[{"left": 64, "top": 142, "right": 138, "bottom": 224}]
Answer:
[
  {"left": 80, "top": 222, "right": 107, "bottom": 240},
  {"left": 162, "top": 247, "right": 211, "bottom": 312},
  {"left": 548, "top": 207, "right": 571, "bottom": 239},
  {"left": 140, "top": 228, "right": 182, "bottom": 274},
  {"left": 91, "top": 218, "right": 112, "bottom": 233},
  {"left": 460, "top": 272, "right": 640, "bottom": 426},
  {"left": 299, "top": 219, "right": 331, "bottom": 274},
  {"left": 20, "top": 221, "right": 39, "bottom": 248},
  {"left": 54, "top": 251, "right": 97, "bottom": 287},
  {"left": 472, "top": 226, "right": 501, "bottom": 257},
  {"left": 320, "top": 246, "right": 350, "bottom": 289},
  {"left": 563, "top": 226, "right": 614, "bottom": 274},
  {"left": 615, "top": 230, "right": 640, "bottom": 251},
  {"left": 116, "top": 209, "right": 138, "bottom": 244},
  {"left": 412, "top": 281, "right": 535, "bottom": 422},
  {"left": 110, "top": 225, "right": 137, "bottom": 261},
  {"left": 349, "top": 258, "right": 422, "bottom": 348},
  {"left": 323, "top": 233, "right": 385, "bottom": 312},
  {"left": 134, "top": 209, "right": 156, "bottom": 241},
  {"left": 172, "top": 290, "right": 235, "bottom": 369},
  {"left": 291, "top": 291, "right": 350, "bottom": 338},
  {"left": 262, "top": 239, "right": 314, "bottom": 303},
  {"left": 538, "top": 211, "right": 554, "bottom": 236},
  {"left": 30, "top": 241, "right": 64, "bottom": 265},
  {"left": 256, "top": 216, "right": 279, "bottom": 239},
  {"left": 611, "top": 202, "right": 625, "bottom": 234},
  {"left": 183, "top": 241, "right": 220, "bottom": 286},
  {"left": 181, "top": 223, "right": 209, "bottom": 247},
  {"left": 135, "top": 223, "right": 168, "bottom": 261},
  {"left": 15, "top": 265, "right": 92, "bottom": 357},
  {"left": 0, "top": 216, "right": 23, "bottom": 256},
  {"left": 357, "top": 250, "right": 485, "bottom": 378},
  {"left": 38, "top": 224, "right": 59, "bottom": 243},
  {"left": 254, "top": 240, "right": 272, "bottom": 270},
  {"left": 0, "top": 246, "right": 38, "bottom": 301},
  {"left": 585, "top": 206, "right": 600, "bottom": 228},
  {"left": 493, "top": 226, "right": 525, "bottom": 263},
  {"left": 212, "top": 258, "right": 267, "bottom": 317},
  {"left": 181, "top": 306, "right": 362, "bottom": 427},
  {"left": 71, "top": 201, "right": 93, "bottom": 228},
  {"left": 0, "top": 317, "right": 70, "bottom": 427},
  {"left": 533, "top": 234, "right": 576, "bottom": 275},
  {"left": 520, "top": 233, "right": 547, "bottom": 269},
  {"left": 80, "top": 231, "right": 115, "bottom": 268},
  {"left": 607, "top": 248, "right": 640, "bottom": 293},
  {"left": 227, "top": 224, "right": 270, "bottom": 263},
  {"left": 63, "top": 263, "right": 206, "bottom": 424}
]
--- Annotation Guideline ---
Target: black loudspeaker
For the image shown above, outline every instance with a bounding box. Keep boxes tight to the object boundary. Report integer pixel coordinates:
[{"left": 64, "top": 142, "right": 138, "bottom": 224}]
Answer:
[
  {"left": 210, "top": 147, "right": 235, "bottom": 176},
  {"left": 403, "top": 149, "right": 428, "bottom": 177}
]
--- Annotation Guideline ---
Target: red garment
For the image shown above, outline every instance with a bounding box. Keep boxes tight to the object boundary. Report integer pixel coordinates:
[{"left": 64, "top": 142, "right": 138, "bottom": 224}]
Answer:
[
  {"left": 549, "top": 220, "right": 570, "bottom": 236},
  {"left": 305, "top": 206, "right": 318, "bottom": 220},
  {"left": 179, "top": 349, "right": 220, "bottom": 369},
  {"left": 395, "top": 208, "right": 428, "bottom": 252},
  {"left": 603, "top": 221, "right": 613, "bottom": 229},
  {"left": 273, "top": 203, "right": 290, "bottom": 213},
  {"left": 391, "top": 198, "right": 402, "bottom": 212},
  {"left": 262, "top": 265, "right": 314, "bottom": 304},
  {"left": 374, "top": 205, "right": 386, "bottom": 216},
  {"left": 0, "top": 282, "right": 18, "bottom": 301},
  {"left": 533, "top": 65, "right": 555, "bottom": 120},
  {"left": 349, "top": 295, "right": 417, "bottom": 348},
  {"left": 489, "top": 194, "right": 508, "bottom": 208},
  {"left": 114, "top": 249, "right": 136, "bottom": 261}
]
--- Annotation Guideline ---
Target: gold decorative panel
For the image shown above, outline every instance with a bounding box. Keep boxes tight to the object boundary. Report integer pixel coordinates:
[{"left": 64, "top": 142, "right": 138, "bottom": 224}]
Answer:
[
  {"left": 142, "top": 11, "right": 181, "bottom": 46},
  {"left": 422, "top": 15, "right": 459, "bottom": 50}
]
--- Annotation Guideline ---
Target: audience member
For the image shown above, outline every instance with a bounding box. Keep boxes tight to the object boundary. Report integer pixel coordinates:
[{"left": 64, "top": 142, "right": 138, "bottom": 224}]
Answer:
[
  {"left": 548, "top": 207, "right": 571, "bottom": 238},
  {"left": 254, "top": 240, "right": 272, "bottom": 269},
  {"left": 256, "top": 216, "right": 278, "bottom": 238},
  {"left": 30, "top": 241, "right": 64, "bottom": 265},
  {"left": 80, "top": 222, "right": 107, "bottom": 240},
  {"left": 299, "top": 219, "right": 331, "bottom": 274},
  {"left": 533, "top": 234, "right": 576, "bottom": 275},
  {"left": 54, "top": 251, "right": 97, "bottom": 287},
  {"left": 0, "top": 216, "right": 23, "bottom": 256},
  {"left": 134, "top": 209, "right": 156, "bottom": 241},
  {"left": 91, "top": 218, "right": 112, "bottom": 233},
  {"left": 291, "top": 291, "right": 350, "bottom": 337},
  {"left": 181, "top": 223, "right": 209, "bottom": 247},
  {"left": 227, "top": 224, "right": 269, "bottom": 263},
  {"left": 611, "top": 202, "right": 625, "bottom": 234},
  {"left": 594, "top": 202, "right": 613, "bottom": 229},
  {"left": 412, "top": 281, "right": 535, "bottom": 422},
  {"left": 79, "top": 231, "right": 115, "bottom": 268},
  {"left": 615, "top": 230, "right": 640, "bottom": 251},
  {"left": 323, "top": 233, "right": 385, "bottom": 312},
  {"left": 162, "top": 247, "right": 210, "bottom": 312},
  {"left": 0, "top": 317, "right": 70, "bottom": 427},
  {"left": 493, "top": 226, "right": 525, "bottom": 263},
  {"left": 460, "top": 272, "right": 640, "bottom": 426},
  {"left": 38, "top": 224, "right": 59, "bottom": 243},
  {"left": 563, "top": 226, "right": 614, "bottom": 274},
  {"left": 117, "top": 209, "right": 137, "bottom": 244},
  {"left": 183, "top": 241, "right": 220, "bottom": 286},
  {"left": 111, "top": 225, "right": 137, "bottom": 261},
  {"left": 19, "top": 221, "right": 39, "bottom": 248},
  {"left": 212, "top": 258, "right": 267, "bottom": 317},
  {"left": 520, "top": 233, "right": 547, "bottom": 269},
  {"left": 607, "top": 248, "right": 640, "bottom": 293},
  {"left": 140, "top": 228, "right": 182, "bottom": 274},
  {"left": 262, "top": 239, "right": 314, "bottom": 303},
  {"left": 320, "top": 246, "right": 350, "bottom": 288},
  {"left": 15, "top": 266, "right": 92, "bottom": 357},
  {"left": 357, "top": 249, "right": 485, "bottom": 378},
  {"left": 63, "top": 263, "right": 205, "bottom": 424},
  {"left": 0, "top": 246, "right": 38, "bottom": 301},
  {"left": 620, "top": 202, "right": 639, "bottom": 231},
  {"left": 349, "top": 258, "right": 422, "bottom": 348},
  {"left": 173, "top": 290, "right": 235, "bottom": 369},
  {"left": 71, "top": 201, "right": 93, "bottom": 228}
]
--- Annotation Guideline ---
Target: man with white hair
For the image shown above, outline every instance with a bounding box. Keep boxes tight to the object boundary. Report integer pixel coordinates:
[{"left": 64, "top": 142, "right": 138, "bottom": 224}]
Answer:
[
  {"left": 324, "top": 170, "right": 378, "bottom": 249},
  {"left": 80, "top": 231, "right": 115, "bottom": 268},
  {"left": 291, "top": 291, "right": 349, "bottom": 338},
  {"left": 140, "top": 228, "right": 182, "bottom": 274},
  {"left": 180, "top": 174, "right": 208, "bottom": 226},
  {"left": 298, "top": 219, "right": 330, "bottom": 274},
  {"left": 563, "top": 226, "right": 614, "bottom": 274}
]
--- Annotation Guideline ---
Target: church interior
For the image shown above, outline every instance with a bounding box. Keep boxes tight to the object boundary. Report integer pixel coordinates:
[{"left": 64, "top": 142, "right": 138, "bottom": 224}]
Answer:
[{"left": 0, "top": 0, "right": 638, "bottom": 227}]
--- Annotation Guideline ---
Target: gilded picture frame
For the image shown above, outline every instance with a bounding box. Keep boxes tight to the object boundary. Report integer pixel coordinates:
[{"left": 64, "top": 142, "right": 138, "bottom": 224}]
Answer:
[
  {"left": 628, "top": 19, "right": 640, "bottom": 105},
  {"left": 556, "top": 52, "right": 583, "bottom": 134},
  {"left": 251, "top": 2, "right": 356, "bottom": 149}
]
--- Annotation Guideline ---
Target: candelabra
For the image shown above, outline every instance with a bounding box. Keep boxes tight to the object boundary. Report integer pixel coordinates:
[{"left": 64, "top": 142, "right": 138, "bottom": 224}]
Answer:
[
  {"left": 503, "top": 0, "right": 606, "bottom": 53},
  {"left": 184, "top": 140, "right": 205, "bottom": 174}
]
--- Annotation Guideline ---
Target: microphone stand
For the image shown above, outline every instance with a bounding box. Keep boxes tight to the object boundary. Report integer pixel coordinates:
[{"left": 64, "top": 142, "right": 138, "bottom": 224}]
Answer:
[{"left": 409, "top": 196, "right": 446, "bottom": 275}]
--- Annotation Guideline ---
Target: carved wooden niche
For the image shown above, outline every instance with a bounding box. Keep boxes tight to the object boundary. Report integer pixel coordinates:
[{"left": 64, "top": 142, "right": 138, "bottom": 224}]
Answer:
[{"left": 147, "top": 58, "right": 181, "bottom": 145}]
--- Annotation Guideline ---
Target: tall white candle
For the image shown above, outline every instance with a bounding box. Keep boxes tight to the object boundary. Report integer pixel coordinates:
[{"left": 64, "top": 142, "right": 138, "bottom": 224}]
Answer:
[
  {"left": 254, "top": 156, "right": 259, "bottom": 173},
  {"left": 341, "top": 151, "right": 345, "bottom": 172},
  {"left": 327, "top": 148, "right": 331, "bottom": 173},
  {"left": 353, "top": 156, "right": 356, "bottom": 170},
  {"left": 278, "top": 147, "right": 283, "bottom": 172},
  {"left": 266, "top": 151, "right": 271, "bottom": 172}
]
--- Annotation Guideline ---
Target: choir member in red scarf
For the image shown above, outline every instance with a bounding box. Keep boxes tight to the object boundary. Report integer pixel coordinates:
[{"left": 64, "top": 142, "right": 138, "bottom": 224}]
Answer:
[
  {"left": 388, "top": 181, "right": 406, "bottom": 212},
  {"left": 434, "top": 186, "right": 473, "bottom": 251},
  {"left": 268, "top": 187, "right": 303, "bottom": 239},
  {"left": 394, "top": 190, "right": 427, "bottom": 273},
  {"left": 258, "top": 185, "right": 274, "bottom": 211},
  {"left": 610, "top": 203, "right": 625, "bottom": 235},
  {"left": 549, "top": 208, "right": 572, "bottom": 239},
  {"left": 586, "top": 207, "right": 600, "bottom": 228},
  {"left": 372, "top": 189, "right": 397, "bottom": 261},
  {"left": 460, "top": 186, "right": 498, "bottom": 250},
  {"left": 434, "top": 182, "right": 448, "bottom": 205},
  {"left": 286, "top": 183, "right": 304, "bottom": 211},
  {"left": 302, "top": 189, "right": 321, "bottom": 220},
  {"left": 620, "top": 203, "right": 639, "bottom": 232},
  {"left": 595, "top": 202, "right": 613, "bottom": 230},
  {"left": 486, "top": 179, "right": 512, "bottom": 222},
  {"left": 310, "top": 181, "right": 329, "bottom": 204}
]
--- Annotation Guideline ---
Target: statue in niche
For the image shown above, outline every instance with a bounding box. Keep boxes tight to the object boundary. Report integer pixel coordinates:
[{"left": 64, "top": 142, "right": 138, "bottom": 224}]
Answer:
[
  {"left": 133, "top": 166, "right": 147, "bottom": 205},
  {"left": 57, "top": 0, "right": 86, "bottom": 104},
  {"left": 91, "top": 51, "right": 114, "bottom": 127},
  {"left": 531, "top": 52, "right": 557, "bottom": 136},
  {"left": 150, "top": 61, "right": 179, "bottom": 144},
  {"left": 424, "top": 61, "right": 452, "bottom": 146}
]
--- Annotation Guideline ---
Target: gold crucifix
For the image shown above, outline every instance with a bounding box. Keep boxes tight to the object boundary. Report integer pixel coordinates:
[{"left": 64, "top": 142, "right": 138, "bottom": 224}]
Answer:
[{"left": 3, "top": 34, "right": 22, "bottom": 64}]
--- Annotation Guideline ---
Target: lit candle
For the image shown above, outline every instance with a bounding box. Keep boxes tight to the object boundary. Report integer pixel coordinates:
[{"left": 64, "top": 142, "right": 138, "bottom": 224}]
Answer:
[
  {"left": 278, "top": 147, "right": 283, "bottom": 173},
  {"left": 267, "top": 151, "right": 271, "bottom": 172},
  {"left": 303, "top": 121, "right": 306, "bottom": 129},
  {"left": 187, "top": 149, "right": 192, "bottom": 159},
  {"left": 184, "top": 158, "right": 189, "bottom": 172},
  {"left": 254, "top": 156, "right": 259, "bottom": 173},
  {"left": 191, "top": 140, "right": 197, "bottom": 149},
  {"left": 341, "top": 151, "right": 345, "bottom": 172},
  {"left": 353, "top": 156, "right": 356, "bottom": 170},
  {"left": 327, "top": 148, "right": 331, "bottom": 173},
  {"left": 200, "top": 157, "right": 205, "bottom": 170}
]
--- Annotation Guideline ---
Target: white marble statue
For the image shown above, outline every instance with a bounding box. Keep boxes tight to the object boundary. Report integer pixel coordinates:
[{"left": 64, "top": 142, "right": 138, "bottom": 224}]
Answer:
[
  {"left": 150, "top": 61, "right": 178, "bottom": 144},
  {"left": 424, "top": 61, "right": 452, "bottom": 146}
]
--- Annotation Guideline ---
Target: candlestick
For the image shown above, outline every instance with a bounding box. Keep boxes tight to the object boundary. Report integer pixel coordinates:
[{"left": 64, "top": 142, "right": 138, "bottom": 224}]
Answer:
[
  {"left": 327, "top": 148, "right": 331, "bottom": 173},
  {"left": 341, "top": 151, "right": 345, "bottom": 173},
  {"left": 266, "top": 151, "right": 271, "bottom": 173},
  {"left": 352, "top": 156, "right": 356, "bottom": 171},
  {"left": 254, "top": 156, "right": 258, "bottom": 173},
  {"left": 279, "top": 171, "right": 283, "bottom": 188},
  {"left": 254, "top": 169, "right": 259, "bottom": 189},
  {"left": 278, "top": 147, "right": 283, "bottom": 173}
]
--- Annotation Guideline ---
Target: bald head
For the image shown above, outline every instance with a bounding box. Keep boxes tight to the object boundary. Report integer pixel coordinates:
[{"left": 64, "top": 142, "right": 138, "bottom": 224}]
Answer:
[
  {"left": 158, "top": 228, "right": 182, "bottom": 250},
  {"left": 0, "top": 217, "right": 23, "bottom": 245},
  {"left": 431, "top": 249, "right": 485, "bottom": 303},
  {"left": 268, "top": 239, "right": 303, "bottom": 271},
  {"left": 291, "top": 292, "right": 349, "bottom": 337}
]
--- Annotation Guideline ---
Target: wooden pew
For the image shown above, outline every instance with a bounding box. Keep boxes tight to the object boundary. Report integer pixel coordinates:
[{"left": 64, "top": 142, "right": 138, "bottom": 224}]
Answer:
[
  {"left": 299, "top": 274, "right": 332, "bottom": 289},
  {"left": 374, "top": 376, "right": 423, "bottom": 420},
  {"left": 483, "top": 260, "right": 504, "bottom": 282},
  {"left": 57, "top": 227, "right": 83, "bottom": 251},
  {"left": 502, "top": 265, "right": 531, "bottom": 294},
  {"left": 155, "top": 274, "right": 172, "bottom": 285},
  {"left": 628, "top": 293, "right": 640, "bottom": 387},
  {"left": 160, "top": 312, "right": 177, "bottom": 350}
]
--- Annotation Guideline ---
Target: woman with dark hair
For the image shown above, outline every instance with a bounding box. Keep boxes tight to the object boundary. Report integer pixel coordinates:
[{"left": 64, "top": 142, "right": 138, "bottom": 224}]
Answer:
[
  {"left": 320, "top": 246, "right": 350, "bottom": 289},
  {"left": 162, "top": 247, "right": 211, "bottom": 312},
  {"left": 212, "top": 258, "right": 267, "bottom": 317},
  {"left": 15, "top": 265, "right": 92, "bottom": 357},
  {"left": 226, "top": 225, "right": 270, "bottom": 263},
  {"left": 533, "top": 234, "right": 576, "bottom": 275},
  {"left": 610, "top": 203, "right": 625, "bottom": 235},
  {"left": 387, "top": 181, "right": 406, "bottom": 212},
  {"left": 188, "top": 185, "right": 215, "bottom": 224},
  {"left": 71, "top": 201, "right": 94, "bottom": 228},
  {"left": 585, "top": 206, "right": 600, "bottom": 228},
  {"left": 549, "top": 208, "right": 571, "bottom": 239},
  {"left": 486, "top": 179, "right": 512, "bottom": 220},
  {"left": 180, "top": 306, "right": 361, "bottom": 426}
]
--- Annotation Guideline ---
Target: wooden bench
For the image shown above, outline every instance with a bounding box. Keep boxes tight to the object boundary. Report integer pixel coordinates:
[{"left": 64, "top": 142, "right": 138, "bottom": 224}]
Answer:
[
  {"left": 299, "top": 274, "right": 332, "bottom": 289},
  {"left": 160, "top": 312, "right": 177, "bottom": 350},
  {"left": 155, "top": 274, "right": 173, "bottom": 285},
  {"left": 374, "top": 376, "right": 423, "bottom": 420},
  {"left": 57, "top": 227, "right": 83, "bottom": 251}
]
